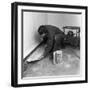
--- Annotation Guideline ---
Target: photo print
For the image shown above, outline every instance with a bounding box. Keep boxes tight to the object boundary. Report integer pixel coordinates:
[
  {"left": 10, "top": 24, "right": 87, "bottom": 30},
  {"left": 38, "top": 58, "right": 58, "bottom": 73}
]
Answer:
[{"left": 11, "top": 2, "right": 88, "bottom": 87}]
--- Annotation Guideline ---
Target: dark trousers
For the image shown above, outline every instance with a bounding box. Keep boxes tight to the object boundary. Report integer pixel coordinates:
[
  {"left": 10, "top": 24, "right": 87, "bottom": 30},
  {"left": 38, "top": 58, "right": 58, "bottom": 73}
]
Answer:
[
  {"left": 50, "top": 34, "right": 65, "bottom": 59},
  {"left": 53, "top": 34, "right": 65, "bottom": 51}
]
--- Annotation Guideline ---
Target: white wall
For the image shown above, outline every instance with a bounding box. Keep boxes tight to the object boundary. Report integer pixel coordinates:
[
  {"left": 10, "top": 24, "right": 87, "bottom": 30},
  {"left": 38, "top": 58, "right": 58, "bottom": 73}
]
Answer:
[
  {"left": 23, "top": 12, "right": 48, "bottom": 58},
  {"left": 47, "top": 13, "right": 81, "bottom": 30}
]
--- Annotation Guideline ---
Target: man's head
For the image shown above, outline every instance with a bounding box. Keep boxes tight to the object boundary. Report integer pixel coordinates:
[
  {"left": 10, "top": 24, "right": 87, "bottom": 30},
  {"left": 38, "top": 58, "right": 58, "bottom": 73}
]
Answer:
[
  {"left": 38, "top": 25, "right": 48, "bottom": 42},
  {"left": 38, "top": 25, "right": 48, "bottom": 36}
]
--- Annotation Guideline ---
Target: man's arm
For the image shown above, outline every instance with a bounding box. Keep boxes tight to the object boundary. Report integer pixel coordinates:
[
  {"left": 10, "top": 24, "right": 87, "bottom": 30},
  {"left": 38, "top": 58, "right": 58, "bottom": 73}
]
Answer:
[
  {"left": 44, "top": 39, "right": 54, "bottom": 57},
  {"left": 38, "top": 39, "right": 53, "bottom": 60}
]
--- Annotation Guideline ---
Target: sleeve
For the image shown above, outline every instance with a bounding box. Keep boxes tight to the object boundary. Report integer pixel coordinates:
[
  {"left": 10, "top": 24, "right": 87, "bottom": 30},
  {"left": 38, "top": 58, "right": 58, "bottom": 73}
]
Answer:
[{"left": 44, "top": 38, "right": 53, "bottom": 57}]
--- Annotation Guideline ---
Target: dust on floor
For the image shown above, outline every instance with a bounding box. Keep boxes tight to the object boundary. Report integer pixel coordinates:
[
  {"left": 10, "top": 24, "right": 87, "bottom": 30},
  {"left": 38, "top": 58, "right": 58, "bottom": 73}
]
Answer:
[{"left": 23, "top": 47, "right": 80, "bottom": 78}]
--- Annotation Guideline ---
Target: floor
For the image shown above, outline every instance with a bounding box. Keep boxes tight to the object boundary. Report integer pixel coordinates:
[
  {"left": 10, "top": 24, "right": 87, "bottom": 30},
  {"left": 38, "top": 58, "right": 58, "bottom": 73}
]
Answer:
[{"left": 23, "top": 47, "right": 80, "bottom": 78}]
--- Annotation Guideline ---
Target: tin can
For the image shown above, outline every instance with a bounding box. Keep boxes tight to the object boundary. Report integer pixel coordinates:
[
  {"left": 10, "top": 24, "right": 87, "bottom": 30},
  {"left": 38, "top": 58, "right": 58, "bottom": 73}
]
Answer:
[{"left": 53, "top": 50, "right": 62, "bottom": 64}]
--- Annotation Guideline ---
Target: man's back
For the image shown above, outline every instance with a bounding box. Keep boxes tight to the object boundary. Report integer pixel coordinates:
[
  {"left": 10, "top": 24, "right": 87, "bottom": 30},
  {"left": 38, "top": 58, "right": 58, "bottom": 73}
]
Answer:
[{"left": 44, "top": 25, "right": 64, "bottom": 36}]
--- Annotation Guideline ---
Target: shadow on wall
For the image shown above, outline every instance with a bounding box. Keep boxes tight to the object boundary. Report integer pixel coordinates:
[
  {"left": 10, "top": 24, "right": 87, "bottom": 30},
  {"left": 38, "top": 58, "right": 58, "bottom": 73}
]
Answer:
[{"left": 34, "top": 30, "right": 41, "bottom": 44}]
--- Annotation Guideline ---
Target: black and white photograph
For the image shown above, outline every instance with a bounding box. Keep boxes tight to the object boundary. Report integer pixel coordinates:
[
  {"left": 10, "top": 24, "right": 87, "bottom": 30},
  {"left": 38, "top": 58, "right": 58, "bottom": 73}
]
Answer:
[{"left": 11, "top": 2, "right": 88, "bottom": 87}]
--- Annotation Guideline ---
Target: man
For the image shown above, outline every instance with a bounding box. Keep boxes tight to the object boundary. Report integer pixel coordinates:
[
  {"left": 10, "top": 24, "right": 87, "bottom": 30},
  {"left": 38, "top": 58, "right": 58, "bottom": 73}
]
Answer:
[{"left": 38, "top": 25, "right": 65, "bottom": 60}]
